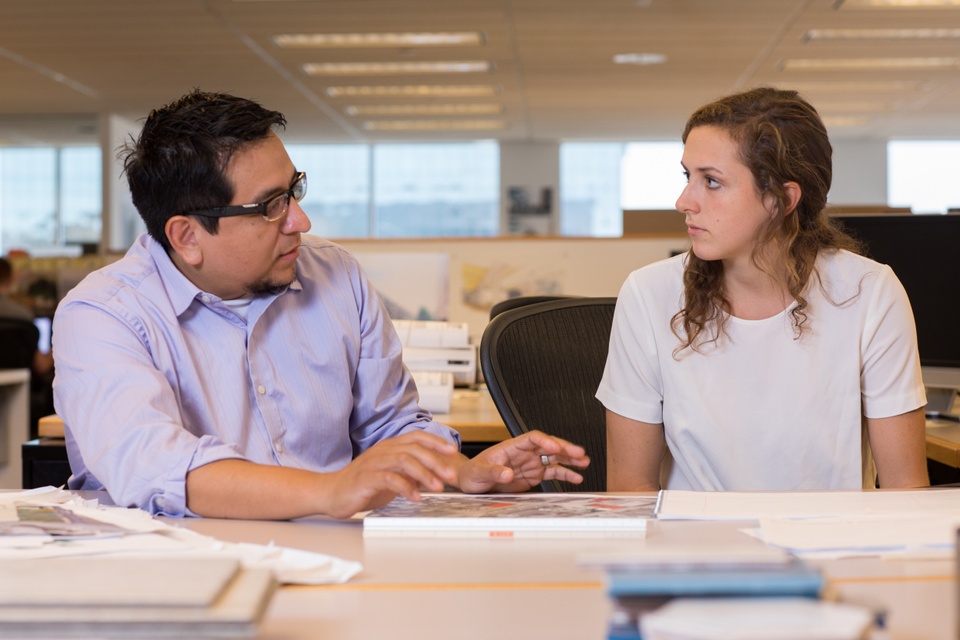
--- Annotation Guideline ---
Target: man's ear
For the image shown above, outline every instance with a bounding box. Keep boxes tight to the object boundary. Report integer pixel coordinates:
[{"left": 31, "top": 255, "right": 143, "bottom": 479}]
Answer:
[
  {"left": 165, "top": 216, "right": 204, "bottom": 266},
  {"left": 782, "top": 181, "right": 802, "bottom": 216}
]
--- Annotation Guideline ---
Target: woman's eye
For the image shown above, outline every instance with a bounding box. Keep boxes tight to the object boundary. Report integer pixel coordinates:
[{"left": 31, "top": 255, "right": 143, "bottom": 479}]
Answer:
[{"left": 706, "top": 177, "right": 720, "bottom": 189}]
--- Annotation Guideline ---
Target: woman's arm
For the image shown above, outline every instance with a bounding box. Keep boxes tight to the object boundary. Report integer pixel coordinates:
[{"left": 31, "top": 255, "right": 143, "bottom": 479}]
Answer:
[
  {"left": 606, "top": 409, "right": 666, "bottom": 491},
  {"left": 867, "top": 407, "right": 930, "bottom": 488}
]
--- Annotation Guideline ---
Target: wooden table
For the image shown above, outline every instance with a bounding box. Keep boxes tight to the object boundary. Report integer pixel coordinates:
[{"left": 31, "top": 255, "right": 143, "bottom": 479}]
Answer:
[{"left": 166, "top": 495, "right": 955, "bottom": 640}]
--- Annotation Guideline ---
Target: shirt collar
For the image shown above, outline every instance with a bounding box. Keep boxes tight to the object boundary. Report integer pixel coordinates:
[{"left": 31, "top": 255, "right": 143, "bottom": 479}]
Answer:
[{"left": 141, "top": 233, "right": 303, "bottom": 317}]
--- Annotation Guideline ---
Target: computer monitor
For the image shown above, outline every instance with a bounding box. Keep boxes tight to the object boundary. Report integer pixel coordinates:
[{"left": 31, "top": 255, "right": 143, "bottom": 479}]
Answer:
[
  {"left": 832, "top": 214, "right": 960, "bottom": 416},
  {"left": 33, "top": 317, "right": 51, "bottom": 355}
]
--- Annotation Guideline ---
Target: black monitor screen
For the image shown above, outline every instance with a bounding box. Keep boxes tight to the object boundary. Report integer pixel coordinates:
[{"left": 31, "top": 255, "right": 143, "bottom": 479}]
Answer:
[{"left": 832, "top": 215, "right": 960, "bottom": 369}]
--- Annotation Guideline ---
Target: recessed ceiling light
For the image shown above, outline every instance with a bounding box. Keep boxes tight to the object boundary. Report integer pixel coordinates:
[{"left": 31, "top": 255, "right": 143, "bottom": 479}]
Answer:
[
  {"left": 303, "top": 61, "right": 492, "bottom": 76},
  {"left": 804, "top": 28, "right": 960, "bottom": 40},
  {"left": 345, "top": 104, "right": 503, "bottom": 116},
  {"left": 326, "top": 85, "right": 499, "bottom": 98},
  {"left": 780, "top": 57, "right": 959, "bottom": 70},
  {"left": 834, "top": 0, "right": 960, "bottom": 6},
  {"left": 612, "top": 53, "right": 668, "bottom": 65},
  {"left": 363, "top": 119, "right": 505, "bottom": 131},
  {"left": 273, "top": 32, "right": 485, "bottom": 48}
]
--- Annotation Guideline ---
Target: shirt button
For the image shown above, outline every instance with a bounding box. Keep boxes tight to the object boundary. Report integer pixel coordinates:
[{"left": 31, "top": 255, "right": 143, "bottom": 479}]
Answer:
[
  {"left": 257, "top": 385, "right": 266, "bottom": 395},
  {"left": 201, "top": 295, "right": 211, "bottom": 303},
  {"left": 275, "top": 442, "right": 284, "bottom": 454}
]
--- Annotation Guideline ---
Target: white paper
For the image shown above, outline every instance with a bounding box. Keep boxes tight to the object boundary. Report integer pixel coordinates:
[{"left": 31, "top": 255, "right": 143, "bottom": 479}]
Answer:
[
  {"left": 0, "top": 487, "right": 363, "bottom": 585},
  {"left": 641, "top": 597, "right": 874, "bottom": 640},
  {"left": 656, "top": 488, "right": 960, "bottom": 520}
]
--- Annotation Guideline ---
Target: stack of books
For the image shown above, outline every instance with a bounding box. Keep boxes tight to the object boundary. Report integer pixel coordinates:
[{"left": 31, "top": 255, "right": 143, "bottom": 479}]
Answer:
[
  {"left": 580, "top": 548, "right": 876, "bottom": 640},
  {"left": 0, "top": 555, "right": 275, "bottom": 638}
]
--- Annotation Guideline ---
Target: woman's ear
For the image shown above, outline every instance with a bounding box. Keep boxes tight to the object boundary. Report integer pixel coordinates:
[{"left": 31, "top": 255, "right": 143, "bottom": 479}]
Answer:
[
  {"left": 782, "top": 181, "right": 802, "bottom": 216},
  {"left": 165, "top": 216, "right": 203, "bottom": 266}
]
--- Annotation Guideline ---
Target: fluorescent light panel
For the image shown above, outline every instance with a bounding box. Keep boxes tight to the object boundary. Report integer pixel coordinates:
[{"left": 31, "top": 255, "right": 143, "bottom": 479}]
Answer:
[
  {"left": 274, "top": 32, "right": 484, "bottom": 48},
  {"left": 781, "top": 57, "right": 959, "bottom": 70},
  {"left": 303, "top": 61, "right": 491, "bottom": 76},
  {"left": 805, "top": 28, "right": 960, "bottom": 40},
  {"left": 612, "top": 53, "right": 667, "bottom": 65},
  {"left": 363, "top": 119, "right": 505, "bottom": 131},
  {"left": 326, "top": 85, "right": 498, "bottom": 98},
  {"left": 345, "top": 104, "right": 502, "bottom": 116}
]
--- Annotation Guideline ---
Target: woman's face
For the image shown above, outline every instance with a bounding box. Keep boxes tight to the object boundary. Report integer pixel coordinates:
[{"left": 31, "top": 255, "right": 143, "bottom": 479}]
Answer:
[{"left": 676, "top": 125, "right": 777, "bottom": 269}]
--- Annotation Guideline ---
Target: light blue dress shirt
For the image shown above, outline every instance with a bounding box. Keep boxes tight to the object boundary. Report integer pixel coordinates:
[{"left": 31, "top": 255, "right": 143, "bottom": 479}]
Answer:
[{"left": 52, "top": 233, "right": 459, "bottom": 516}]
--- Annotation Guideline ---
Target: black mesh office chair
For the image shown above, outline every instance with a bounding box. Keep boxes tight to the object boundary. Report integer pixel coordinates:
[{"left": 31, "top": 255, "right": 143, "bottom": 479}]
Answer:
[
  {"left": 0, "top": 318, "right": 39, "bottom": 369},
  {"left": 488, "top": 295, "right": 582, "bottom": 320},
  {"left": 480, "top": 297, "right": 617, "bottom": 492}
]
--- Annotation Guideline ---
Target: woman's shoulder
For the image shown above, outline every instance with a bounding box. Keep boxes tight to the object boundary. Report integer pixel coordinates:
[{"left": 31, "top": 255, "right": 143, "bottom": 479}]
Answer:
[
  {"left": 814, "top": 249, "right": 898, "bottom": 301},
  {"left": 619, "top": 252, "right": 687, "bottom": 306}
]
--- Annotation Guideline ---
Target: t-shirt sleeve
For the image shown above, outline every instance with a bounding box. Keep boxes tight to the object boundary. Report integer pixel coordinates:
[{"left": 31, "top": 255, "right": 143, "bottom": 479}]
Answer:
[
  {"left": 596, "top": 272, "right": 667, "bottom": 424},
  {"left": 860, "top": 265, "right": 926, "bottom": 419}
]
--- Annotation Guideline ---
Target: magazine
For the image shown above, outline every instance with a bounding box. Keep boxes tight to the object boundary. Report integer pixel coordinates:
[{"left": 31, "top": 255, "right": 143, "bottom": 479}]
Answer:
[{"left": 362, "top": 493, "right": 657, "bottom": 538}]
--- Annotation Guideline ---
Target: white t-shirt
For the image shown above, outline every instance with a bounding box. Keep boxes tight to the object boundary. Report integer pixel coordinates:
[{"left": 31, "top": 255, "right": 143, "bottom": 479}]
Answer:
[{"left": 596, "top": 250, "right": 926, "bottom": 491}]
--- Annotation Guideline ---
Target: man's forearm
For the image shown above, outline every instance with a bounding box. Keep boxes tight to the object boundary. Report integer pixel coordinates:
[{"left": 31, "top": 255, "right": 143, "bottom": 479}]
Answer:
[{"left": 185, "top": 459, "right": 333, "bottom": 520}]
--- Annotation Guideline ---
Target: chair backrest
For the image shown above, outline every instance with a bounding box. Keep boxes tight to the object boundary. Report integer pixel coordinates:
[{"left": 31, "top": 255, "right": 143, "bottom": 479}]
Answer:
[
  {"left": 480, "top": 297, "right": 617, "bottom": 492},
  {"left": 0, "top": 318, "right": 39, "bottom": 369},
  {"left": 488, "top": 295, "right": 582, "bottom": 321}
]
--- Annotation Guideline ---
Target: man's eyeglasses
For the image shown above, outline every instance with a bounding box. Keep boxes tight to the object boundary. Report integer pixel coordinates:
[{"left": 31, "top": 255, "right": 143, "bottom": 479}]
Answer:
[{"left": 189, "top": 172, "right": 307, "bottom": 222}]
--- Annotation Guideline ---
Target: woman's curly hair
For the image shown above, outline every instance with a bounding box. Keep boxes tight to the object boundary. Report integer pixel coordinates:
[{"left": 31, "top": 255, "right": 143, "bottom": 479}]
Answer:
[{"left": 672, "top": 87, "right": 860, "bottom": 355}]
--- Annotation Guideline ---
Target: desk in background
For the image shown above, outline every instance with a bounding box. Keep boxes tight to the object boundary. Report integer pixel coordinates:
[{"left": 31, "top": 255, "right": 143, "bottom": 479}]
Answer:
[
  {"left": 20, "top": 392, "right": 511, "bottom": 488},
  {"left": 434, "top": 388, "right": 509, "bottom": 458},
  {"left": 168, "top": 495, "right": 953, "bottom": 639},
  {"left": 26, "top": 394, "right": 960, "bottom": 483},
  {"left": 0, "top": 368, "right": 30, "bottom": 489}
]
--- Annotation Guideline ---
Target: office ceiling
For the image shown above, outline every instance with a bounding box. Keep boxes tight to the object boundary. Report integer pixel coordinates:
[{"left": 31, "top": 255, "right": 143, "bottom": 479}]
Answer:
[{"left": 1, "top": 0, "right": 959, "bottom": 146}]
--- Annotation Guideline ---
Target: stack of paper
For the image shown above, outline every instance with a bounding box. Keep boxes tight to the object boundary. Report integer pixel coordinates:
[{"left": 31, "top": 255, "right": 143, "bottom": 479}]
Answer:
[
  {"left": 639, "top": 597, "right": 875, "bottom": 640},
  {"left": 0, "top": 556, "right": 274, "bottom": 638},
  {"left": 657, "top": 488, "right": 960, "bottom": 558},
  {"left": 0, "top": 486, "right": 366, "bottom": 637},
  {"left": 393, "top": 319, "right": 476, "bottom": 387}
]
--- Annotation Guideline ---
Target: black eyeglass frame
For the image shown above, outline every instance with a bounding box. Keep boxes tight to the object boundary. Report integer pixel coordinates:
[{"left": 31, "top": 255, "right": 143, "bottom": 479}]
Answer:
[{"left": 187, "top": 172, "right": 307, "bottom": 222}]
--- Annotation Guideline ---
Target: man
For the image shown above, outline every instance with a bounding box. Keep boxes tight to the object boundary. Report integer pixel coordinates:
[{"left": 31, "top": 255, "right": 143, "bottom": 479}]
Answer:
[
  {"left": 0, "top": 257, "right": 54, "bottom": 377},
  {"left": 52, "top": 90, "right": 588, "bottom": 519}
]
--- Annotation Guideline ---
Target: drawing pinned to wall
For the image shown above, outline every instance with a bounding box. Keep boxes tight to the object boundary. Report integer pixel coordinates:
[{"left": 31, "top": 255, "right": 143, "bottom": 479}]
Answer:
[
  {"left": 461, "top": 262, "right": 563, "bottom": 312},
  {"left": 354, "top": 252, "right": 449, "bottom": 320}
]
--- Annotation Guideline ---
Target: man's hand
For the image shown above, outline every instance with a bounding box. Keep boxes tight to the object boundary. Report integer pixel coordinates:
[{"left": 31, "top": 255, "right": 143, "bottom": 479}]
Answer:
[
  {"left": 456, "top": 430, "right": 590, "bottom": 493},
  {"left": 186, "top": 431, "right": 460, "bottom": 521},
  {"left": 323, "top": 431, "right": 460, "bottom": 518}
]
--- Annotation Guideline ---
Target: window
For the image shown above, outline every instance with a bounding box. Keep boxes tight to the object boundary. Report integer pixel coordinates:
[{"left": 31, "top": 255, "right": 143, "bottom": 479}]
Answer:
[
  {"left": 287, "top": 141, "right": 499, "bottom": 238},
  {"left": 888, "top": 140, "right": 960, "bottom": 214},
  {"left": 373, "top": 142, "right": 499, "bottom": 238},
  {"left": 286, "top": 144, "right": 371, "bottom": 237},
  {"left": 560, "top": 142, "right": 685, "bottom": 237},
  {"left": 0, "top": 146, "right": 101, "bottom": 255},
  {"left": 60, "top": 148, "right": 103, "bottom": 246},
  {"left": 0, "top": 149, "right": 57, "bottom": 253},
  {"left": 560, "top": 143, "right": 624, "bottom": 236}
]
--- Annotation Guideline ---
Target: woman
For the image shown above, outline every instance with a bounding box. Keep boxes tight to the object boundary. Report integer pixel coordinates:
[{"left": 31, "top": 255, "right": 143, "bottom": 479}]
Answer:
[{"left": 598, "top": 87, "right": 929, "bottom": 491}]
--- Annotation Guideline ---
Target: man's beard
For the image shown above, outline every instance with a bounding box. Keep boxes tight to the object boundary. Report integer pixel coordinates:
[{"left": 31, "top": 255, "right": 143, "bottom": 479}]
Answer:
[{"left": 247, "top": 275, "right": 294, "bottom": 297}]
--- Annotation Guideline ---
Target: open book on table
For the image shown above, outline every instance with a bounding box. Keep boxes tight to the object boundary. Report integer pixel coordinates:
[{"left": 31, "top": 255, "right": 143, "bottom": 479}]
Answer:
[{"left": 362, "top": 493, "right": 657, "bottom": 538}]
